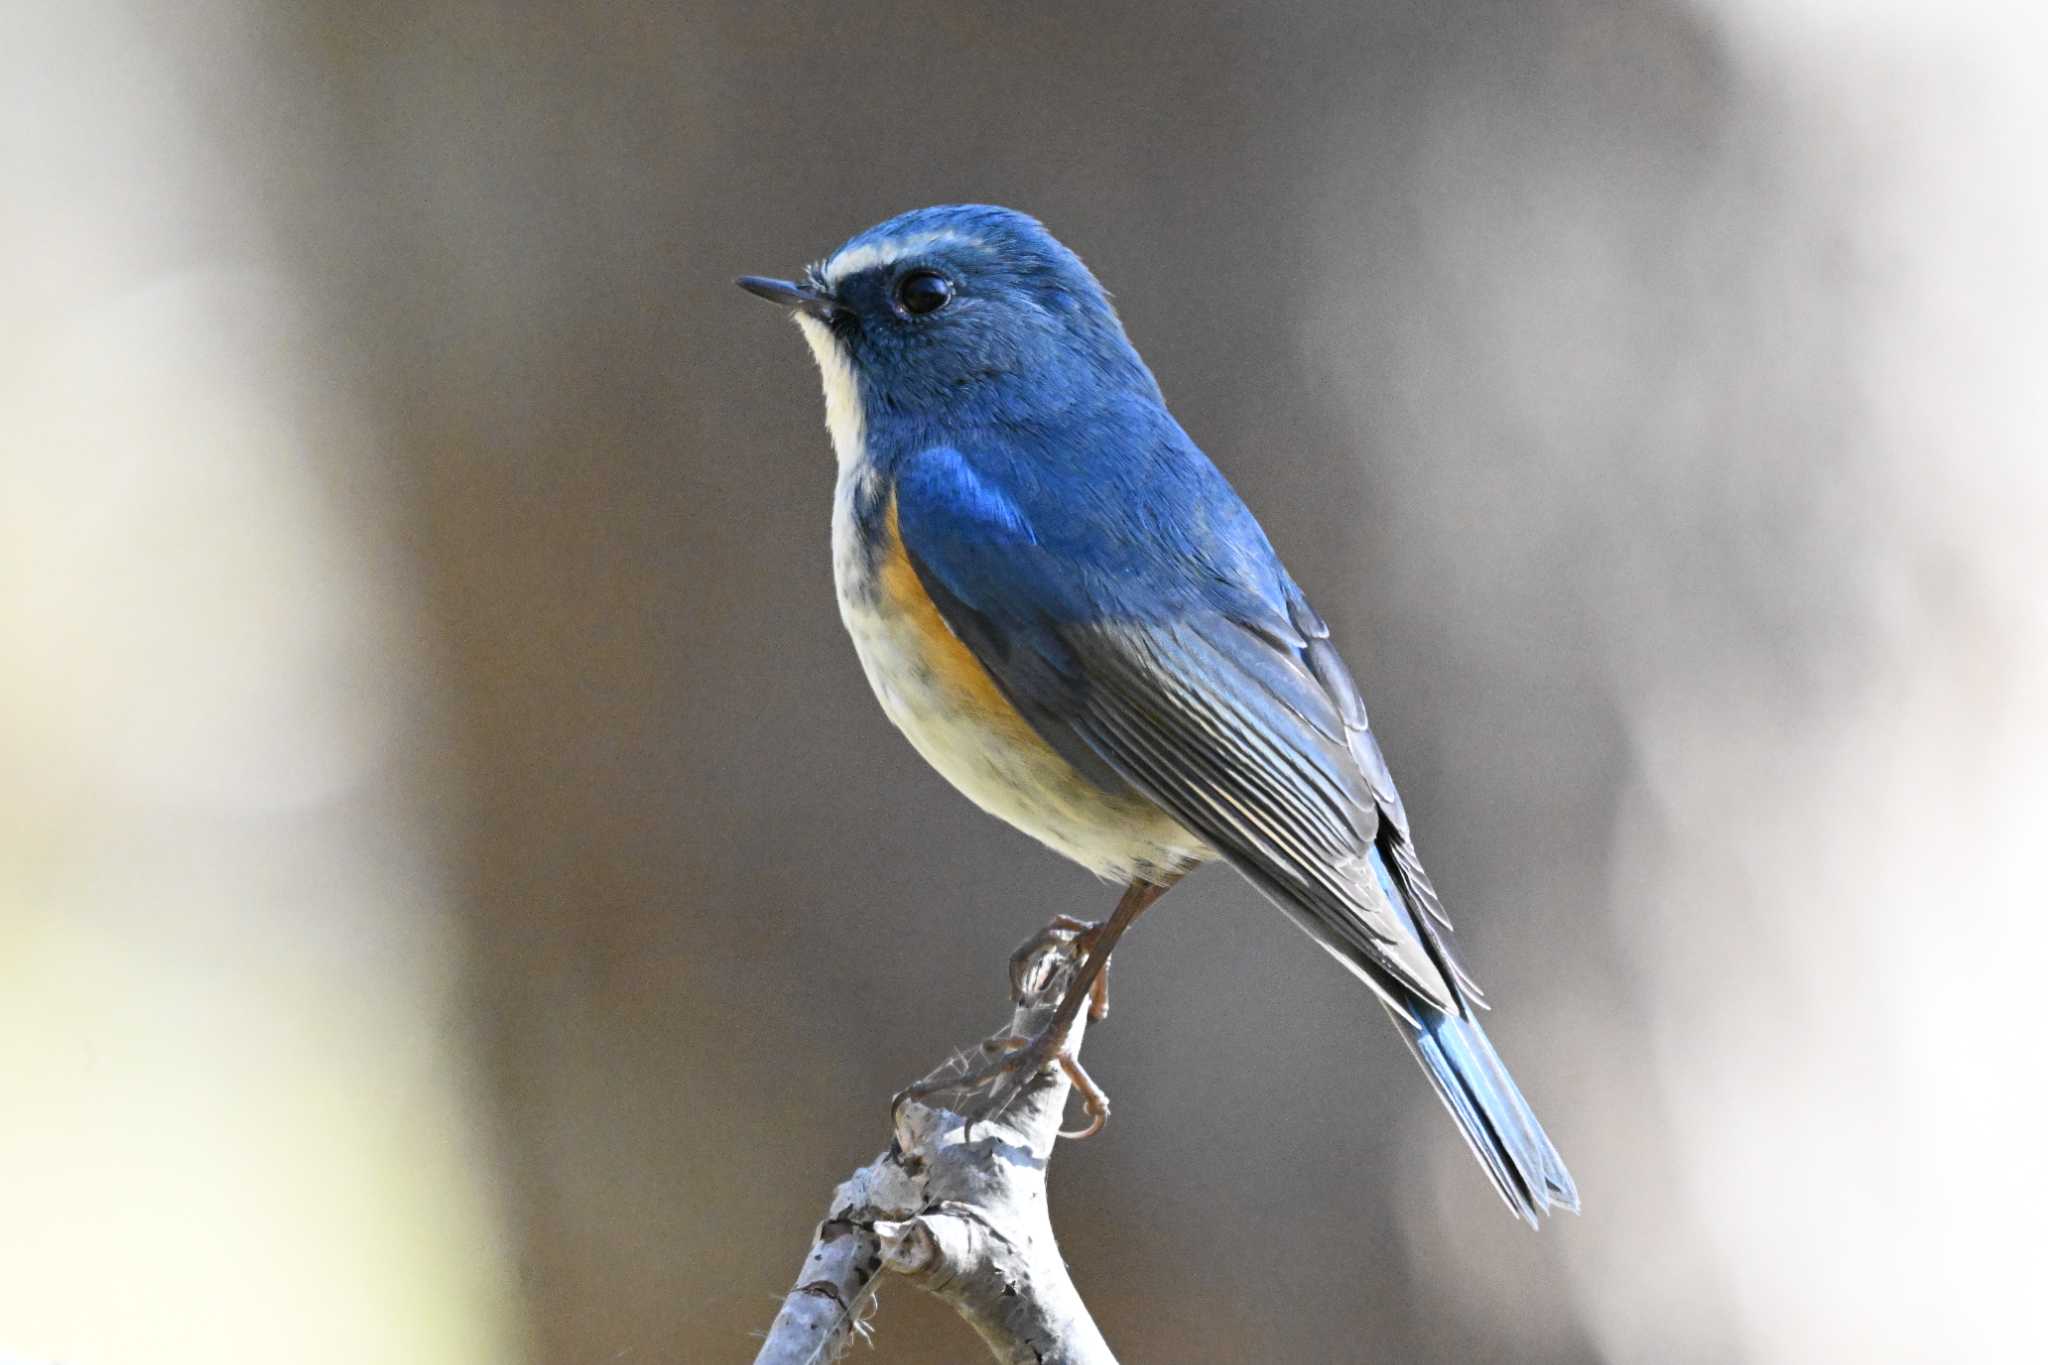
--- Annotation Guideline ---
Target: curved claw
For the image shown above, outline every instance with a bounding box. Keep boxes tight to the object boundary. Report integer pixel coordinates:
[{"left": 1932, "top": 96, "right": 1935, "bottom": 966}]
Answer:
[
  {"left": 1054, "top": 1052, "right": 1109, "bottom": 1140},
  {"left": 1008, "top": 915, "right": 1099, "bottom": 1004},
  {"left": 986, "top": 1035, "right": 1113, "bottom": 1141},
  {"left": 899, "top": 1039, "right": 1026, "bottom": 1108},
  {"left": 897, "top": 1031, "right": 1115, "bottom": 1141}
]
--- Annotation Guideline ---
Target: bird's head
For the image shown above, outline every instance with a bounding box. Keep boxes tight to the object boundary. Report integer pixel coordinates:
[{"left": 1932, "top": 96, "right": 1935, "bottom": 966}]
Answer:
[{"left": 739, "top": 205, "right": 1157, "bottom": 459}]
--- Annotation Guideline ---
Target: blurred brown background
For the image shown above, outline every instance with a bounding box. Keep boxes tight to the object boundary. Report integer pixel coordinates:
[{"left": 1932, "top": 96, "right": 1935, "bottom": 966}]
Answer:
[{"left": 5, "top": 2, "right": 2043, "bottom": 1362}]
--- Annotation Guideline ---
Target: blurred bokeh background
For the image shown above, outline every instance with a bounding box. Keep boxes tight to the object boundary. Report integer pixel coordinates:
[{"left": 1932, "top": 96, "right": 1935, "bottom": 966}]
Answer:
[{"left": 5, "top": 2, "right": 2042, "bottom": 1361}]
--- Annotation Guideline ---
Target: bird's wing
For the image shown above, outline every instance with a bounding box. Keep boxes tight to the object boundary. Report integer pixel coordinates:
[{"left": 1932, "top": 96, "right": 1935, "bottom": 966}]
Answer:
[{"left": 893, "top": 445, "right": 1475, "bottom": 1023}]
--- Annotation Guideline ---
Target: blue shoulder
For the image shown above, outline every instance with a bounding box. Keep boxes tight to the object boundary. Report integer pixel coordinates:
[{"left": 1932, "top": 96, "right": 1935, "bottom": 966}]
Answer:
[
  {"left": 895, "top": 446, "right": 1037, "bottom": 552},
  {"left": 890, "top": 412, "right": 1299, "bottom": 636},
  {"left": 893, "top": 444, "right": 1089, "bottom": 627}
]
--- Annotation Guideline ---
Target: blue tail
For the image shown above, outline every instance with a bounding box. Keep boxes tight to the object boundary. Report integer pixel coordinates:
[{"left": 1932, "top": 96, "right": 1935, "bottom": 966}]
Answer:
[
  {"left": 1393, "top": 1004, "right": 1580, "bottom": 1225},
  {"left": 1358, "top": 842, "right": 1578, "bottom": 1225}
]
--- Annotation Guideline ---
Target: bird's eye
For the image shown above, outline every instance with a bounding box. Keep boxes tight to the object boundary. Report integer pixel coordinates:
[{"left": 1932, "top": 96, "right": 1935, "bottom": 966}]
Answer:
[{"left": 895, "top": 270, "right": 954, "bottom": 317}]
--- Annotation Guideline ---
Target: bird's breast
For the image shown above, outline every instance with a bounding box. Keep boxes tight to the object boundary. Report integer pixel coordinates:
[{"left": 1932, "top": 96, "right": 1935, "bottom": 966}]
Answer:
[{"left": 830, "top": 466, "right": 1205, "bottom": 882}]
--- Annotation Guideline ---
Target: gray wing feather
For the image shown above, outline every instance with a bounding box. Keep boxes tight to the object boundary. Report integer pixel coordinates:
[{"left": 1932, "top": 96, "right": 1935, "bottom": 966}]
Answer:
[{"left": 1059, "top": 609, "right": 1466, "bottom": 1021}]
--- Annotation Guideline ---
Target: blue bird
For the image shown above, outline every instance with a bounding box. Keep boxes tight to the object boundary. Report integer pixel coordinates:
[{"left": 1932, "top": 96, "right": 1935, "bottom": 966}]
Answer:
[{"left": 737, "top": 205, "right": 1578, "bottom": 1224}]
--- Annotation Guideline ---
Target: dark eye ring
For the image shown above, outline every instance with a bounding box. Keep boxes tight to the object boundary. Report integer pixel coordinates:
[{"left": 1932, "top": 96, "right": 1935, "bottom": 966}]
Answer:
[{"left": 895, "top": 269, "right": 954, "bottom": 317}]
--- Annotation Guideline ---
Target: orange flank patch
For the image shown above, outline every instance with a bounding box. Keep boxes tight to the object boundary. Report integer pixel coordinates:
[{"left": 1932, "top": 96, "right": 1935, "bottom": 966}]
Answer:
[{"left": 879, "top": 491, "right": 1049, "bottom": 751}]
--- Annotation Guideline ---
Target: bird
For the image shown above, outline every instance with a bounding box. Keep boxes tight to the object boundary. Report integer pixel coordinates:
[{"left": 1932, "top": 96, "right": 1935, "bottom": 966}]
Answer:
[{"left": 736, "top": 204, "right": 1578, "bottom": 1224}]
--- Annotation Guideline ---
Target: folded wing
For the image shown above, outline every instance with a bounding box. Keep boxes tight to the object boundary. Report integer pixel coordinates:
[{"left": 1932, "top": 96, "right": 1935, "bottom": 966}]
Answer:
[{"left": 893, "top": 444, "right": 1479, "bottom": 1026}]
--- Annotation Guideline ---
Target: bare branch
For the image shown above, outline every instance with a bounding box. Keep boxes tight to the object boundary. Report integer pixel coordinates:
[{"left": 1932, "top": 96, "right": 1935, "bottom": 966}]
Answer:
[{"left": 753, "top": 932, "right": 1116, "bottom": 1365}]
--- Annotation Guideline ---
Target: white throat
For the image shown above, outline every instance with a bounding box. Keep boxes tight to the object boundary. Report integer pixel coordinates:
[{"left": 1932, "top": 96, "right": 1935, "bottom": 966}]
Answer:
[{"left": 794, "top": 314, "right": 867, "bottom": 476}]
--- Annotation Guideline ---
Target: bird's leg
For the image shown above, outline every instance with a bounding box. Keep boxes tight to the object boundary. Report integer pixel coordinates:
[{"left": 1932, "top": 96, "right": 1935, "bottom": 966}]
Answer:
[{"left": 897, "top": 874, "right": 1178, "bottom": 1140}]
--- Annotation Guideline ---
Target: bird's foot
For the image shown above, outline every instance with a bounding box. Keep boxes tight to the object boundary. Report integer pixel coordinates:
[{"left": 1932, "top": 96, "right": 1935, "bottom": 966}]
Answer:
[
  {"left": 894, "top": 883, "right": 1171, "bottom": 1145},
  {"left": 892, "top": 1022, "right": 1111, "bottom": 1141},
  {"left": 1008, "top": 914, "right": 1114, "bottom": 1020}
]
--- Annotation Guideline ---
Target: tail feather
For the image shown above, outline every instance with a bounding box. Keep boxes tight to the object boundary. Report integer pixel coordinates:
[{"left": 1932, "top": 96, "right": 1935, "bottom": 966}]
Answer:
[
  {"left": 1359, "top": 844, "right": 1577, "bottom": 1225},
  {"left": 1393, "top": 1003, "right": 1580, "bottom": 1226}
]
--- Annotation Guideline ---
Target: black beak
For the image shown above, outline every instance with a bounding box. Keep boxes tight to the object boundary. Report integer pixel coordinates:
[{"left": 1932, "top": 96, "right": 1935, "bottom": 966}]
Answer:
[{"left": 736, "top": 275, "right": 839, "bottom": 321}]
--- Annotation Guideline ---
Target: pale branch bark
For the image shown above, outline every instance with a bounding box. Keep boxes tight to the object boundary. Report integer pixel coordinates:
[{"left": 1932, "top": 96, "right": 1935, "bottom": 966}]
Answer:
[{"left": 753, "top": 932, "right": 1116, "bottom": 1365}]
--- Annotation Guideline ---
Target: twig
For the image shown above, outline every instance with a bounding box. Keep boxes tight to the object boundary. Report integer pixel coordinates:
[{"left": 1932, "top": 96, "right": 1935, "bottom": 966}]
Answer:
[{"left": 752, "top": 931, "right": 1116, "bottom": 1365}]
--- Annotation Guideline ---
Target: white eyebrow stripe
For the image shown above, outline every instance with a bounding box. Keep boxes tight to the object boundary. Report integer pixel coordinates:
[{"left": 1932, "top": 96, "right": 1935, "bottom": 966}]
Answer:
[{"left": 821, "top": 230, "right": 982, "bottom": 286}]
